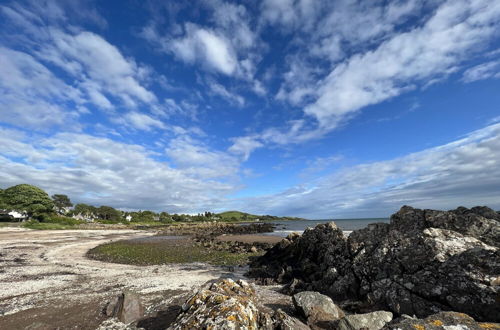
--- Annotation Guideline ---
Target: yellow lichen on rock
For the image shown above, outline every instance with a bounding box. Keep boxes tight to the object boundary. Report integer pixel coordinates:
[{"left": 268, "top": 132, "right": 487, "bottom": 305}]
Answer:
[{"left": 430, "top": 319, "right": 444, "bottom": 326}]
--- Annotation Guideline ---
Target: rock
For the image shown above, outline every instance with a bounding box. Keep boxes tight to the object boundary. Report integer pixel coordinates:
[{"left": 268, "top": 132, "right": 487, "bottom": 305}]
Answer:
[
  {"left": 337, "top": 311, "right": 393, "bottom": 330},
  {"left": 248, "top": 206, "right": 500, "bottom": 322},
  {"left": 293, "top": 291, "right": 344, "bottom": 326},
  {"left": 105, "top": 291, "right": 144, "bottom": 324},
  {"left": 273, "top": 308, "right": 311, "bottom": 330},
  {"left": 385, "top": 311, "right": 500, "bottom": 330},
  {"left": 168, "top": 278, "right": 310, "bottom": 329}
]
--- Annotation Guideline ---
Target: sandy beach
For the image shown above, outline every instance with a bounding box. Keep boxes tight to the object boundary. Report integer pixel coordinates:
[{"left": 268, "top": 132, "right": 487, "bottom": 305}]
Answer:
[{"left": 0, "top": 228, "right": 243, "bottom": 329}]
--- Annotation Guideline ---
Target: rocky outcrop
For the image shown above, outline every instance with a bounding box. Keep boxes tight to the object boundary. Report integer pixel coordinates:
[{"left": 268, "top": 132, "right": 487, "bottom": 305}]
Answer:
[
  {"left": 248, "top": 206, "right": 500, "bottom": 322},
  {"left": 293, "top": 291, "right": 344, "bottom": 328},
  {"left": 167, "top": 278, "right": 309, "bottom": 329},
  {"left": 385, "top": 311, "right": 500, "bottom": 330},
  {"left": 160, "top": 222, "right": 275, "bottom": 237}
]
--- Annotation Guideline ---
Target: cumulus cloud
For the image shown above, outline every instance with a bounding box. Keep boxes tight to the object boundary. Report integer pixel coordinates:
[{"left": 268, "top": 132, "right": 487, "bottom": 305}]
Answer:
[
  {"left": 170, "top": 24, "right": 238, "bottom": 75},
  {"left": 231, "top": 123, "right": 500, "bottom": 218},
  {"left": 0, "top": 1, "right": 158, "bottom": 129},
  {"left": 0, "top": 129, "right": 239, "bottom": 213}
]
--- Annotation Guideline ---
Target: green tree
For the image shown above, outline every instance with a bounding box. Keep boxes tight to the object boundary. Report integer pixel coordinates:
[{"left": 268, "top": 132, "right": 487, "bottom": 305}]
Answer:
[
  {"left": 96, "top": 205, "right": 122, "bottom": 222},
  {"left": 73, "top": 203, "right": 97, "bottom": 216},
  {"left": 159, "top": 211, "right": 172, "bottom": 223},
  {"left": 3, "top": 184, "right": 54, "bottom": 218},
  {"left": 52, "top": 194, "right": 73, "bottom": 214}
]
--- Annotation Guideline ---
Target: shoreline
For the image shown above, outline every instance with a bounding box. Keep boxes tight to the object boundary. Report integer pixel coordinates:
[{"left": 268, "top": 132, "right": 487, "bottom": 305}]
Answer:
[{"left": 0, "top": 227, "right": 247, "bottom": 329}]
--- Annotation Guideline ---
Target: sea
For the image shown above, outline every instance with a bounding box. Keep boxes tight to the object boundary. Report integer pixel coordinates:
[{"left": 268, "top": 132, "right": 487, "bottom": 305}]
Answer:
[{"left": 264, "top": 218, "right": 390, "bottom": 237}]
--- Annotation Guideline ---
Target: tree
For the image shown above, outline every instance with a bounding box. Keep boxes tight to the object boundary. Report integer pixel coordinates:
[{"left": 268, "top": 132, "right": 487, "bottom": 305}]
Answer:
[
  {"left": 52, "top": 194, "right": 73, "bottom": 214},
  {"left": 73, "top": 203, "right": 97, "bottom": 216},
  {"left": 96, "top": 205, "right": 122, "bottom": 222},
  {"left": 3, "top": 184, "right": 54, "bottom": 218}
]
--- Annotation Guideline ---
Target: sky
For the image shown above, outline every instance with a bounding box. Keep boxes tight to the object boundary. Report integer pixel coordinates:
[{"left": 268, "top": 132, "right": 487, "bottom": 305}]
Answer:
[{"left": 0, "top": 0, "right": 500, "bottom": 219}]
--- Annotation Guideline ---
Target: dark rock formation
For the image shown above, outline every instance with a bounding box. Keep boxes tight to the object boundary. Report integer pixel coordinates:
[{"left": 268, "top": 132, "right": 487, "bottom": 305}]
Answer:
[
  {"left": 385, "top": 311, "right": 500, "bottom": 330},
  {"left": 160, "top": 222, "right": 275, "bottom": 237},
  {"left": 248, "top": 206, "right": 500, "bottom": 322}
]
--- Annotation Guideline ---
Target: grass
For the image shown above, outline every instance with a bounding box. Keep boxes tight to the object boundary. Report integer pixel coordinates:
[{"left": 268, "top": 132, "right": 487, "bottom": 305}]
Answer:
[
  {"left": 87, "top": 238, "right": 262, "bottom": 266},
  {"left": 0, "top": 222, "right": 22, "bottom": 228},
  {"left": 22, "top": 221, "right": 80, "bottom": 230}
]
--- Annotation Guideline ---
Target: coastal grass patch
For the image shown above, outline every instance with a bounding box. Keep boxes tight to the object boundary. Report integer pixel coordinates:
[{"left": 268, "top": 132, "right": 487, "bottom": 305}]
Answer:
[{"left": 87, "top": 238, "right": 262, "bottom": 266}]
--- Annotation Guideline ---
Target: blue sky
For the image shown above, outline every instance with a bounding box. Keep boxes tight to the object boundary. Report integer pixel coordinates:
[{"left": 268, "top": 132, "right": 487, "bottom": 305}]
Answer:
[{"left": 1, "top": 0, "right": 500, "bottom": 218}]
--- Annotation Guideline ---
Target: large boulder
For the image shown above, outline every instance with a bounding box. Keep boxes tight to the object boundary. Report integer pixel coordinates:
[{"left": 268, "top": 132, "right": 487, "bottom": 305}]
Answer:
[
  {"left": 248, "top": 206, "right": 500, "bottom": 322},
  {"left": 168, "top": 278, "right": 310, "bottom": 329},
  {"left": 105, "top": 291, "right": 144, "bottom": 325},
  {"left": 337, "top": 311, "right": 393, "bottom": 330},
  {"left": 293, "top": 291, "right": 344, "bottom": 327}
]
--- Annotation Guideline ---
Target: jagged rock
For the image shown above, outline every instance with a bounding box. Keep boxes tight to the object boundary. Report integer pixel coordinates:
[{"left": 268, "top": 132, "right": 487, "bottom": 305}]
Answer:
[
  {"left": 105, "top": 291, "right": 144, "bottom": 324},
  {"left": 293, "top": 291, "right": 344, "bottom": 327},
  {"left": 168, "top": 278, "right": 310, "bottom": 329},
  {"left": 249, "top": 206, "right": 500, "bottom": 322},
  {"left": 337, "top": 311, "right": 393, "bottom": 330},
  {"left": 384, "top": 311, "right": 500, "bottom": 330}
]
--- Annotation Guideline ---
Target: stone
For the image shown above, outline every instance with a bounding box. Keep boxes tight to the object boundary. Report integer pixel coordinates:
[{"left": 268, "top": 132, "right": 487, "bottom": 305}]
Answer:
[
  {"left": 168, "top": 278, "right": 310, "bottom": 329},
  {"left": 337, "top": 311, "right": 393, "bottom": 330},
  {"left": 293, "top": 291, "right": 344, "bottom": 326},
  {"left": 273, "top": 308, "right": 311, "bottom": 330},
  {"left": 105, "top": 291, "right": 144, "bottom": 325},
  {"left": 385, "top": 311, "right": 500, "bottom": 330},
  {"left": 248, "top": 206, "right": 500, "bottom": 322}
]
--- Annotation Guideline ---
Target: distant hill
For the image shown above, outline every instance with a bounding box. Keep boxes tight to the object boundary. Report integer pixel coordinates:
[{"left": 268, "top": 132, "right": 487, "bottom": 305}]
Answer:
[{"left": 217, "top": 210, "right": 306, "bottom": 222}]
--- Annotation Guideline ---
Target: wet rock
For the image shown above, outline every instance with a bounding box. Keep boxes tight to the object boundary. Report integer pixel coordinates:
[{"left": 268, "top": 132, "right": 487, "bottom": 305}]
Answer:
[
  {"left": 105, "top": 291, "right": 144, "bottom": 324},
  {"left": 337, "top": 311, "right": 393, "bottom": 330},
  {"left": 384, "top": 311, "right": 500, "bottom": 330},
  {"left": 249, "top": 206, "right": 500, "bottom": 322},
  {"left": 293, "top": 291, "right": 344, "bottom": 327}
]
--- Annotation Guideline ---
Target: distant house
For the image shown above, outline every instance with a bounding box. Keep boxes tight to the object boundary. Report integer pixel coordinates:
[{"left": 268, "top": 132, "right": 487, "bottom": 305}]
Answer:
[
  {"left": 72, "top": 213, "right": 95, "bottom": 222},
  {"left": 125, "top": 214, "right": 132, "bottom": 222},
  {"left": 0, "top": 210, "right": 28, "bottom": 222}
]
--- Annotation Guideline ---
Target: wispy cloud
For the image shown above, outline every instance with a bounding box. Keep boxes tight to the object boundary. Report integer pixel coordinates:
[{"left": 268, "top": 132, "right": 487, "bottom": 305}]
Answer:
[{"left": 231, "top": 123, "right": 500, "bottom": 218}]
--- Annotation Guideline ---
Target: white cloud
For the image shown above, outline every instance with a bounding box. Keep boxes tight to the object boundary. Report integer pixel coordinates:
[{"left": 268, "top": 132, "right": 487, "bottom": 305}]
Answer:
[
  {"left": 121, "top": 112, "right": 166, "bottom": 131},
  {"left": 303, "top": 0, "right": 500, "bottom": 129},
  {"left": 166, "top": 136, "right": 241, "bottom": 179},
  {"left": 0, "top": 2, "right": 158, "bottom": 130},
  {"left": 170, "top": 24, "right": 237, "bottom": 75},
  {"left": 228, "top": 136, "right": 263, "bottom": 161},
  {"left": 0, "top": 47, "right": 83, "bottom": 129},
  {"left": 207, "top": 79, "right": 245, "bottom": 106},
  {"left": 232, "top": 123, "right": 500, "bottom": 218},
  {"left": 0, "top": 129, "right": 239, "bottom": 213},
  {"left": 462, "top": 60, "right": 500, "bottom": 82}
]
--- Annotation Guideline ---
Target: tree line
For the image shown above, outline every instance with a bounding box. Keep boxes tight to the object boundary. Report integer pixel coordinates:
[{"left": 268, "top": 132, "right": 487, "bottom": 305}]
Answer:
[{"left": 0, "top": 184, "right": 219, "bottom": 223}]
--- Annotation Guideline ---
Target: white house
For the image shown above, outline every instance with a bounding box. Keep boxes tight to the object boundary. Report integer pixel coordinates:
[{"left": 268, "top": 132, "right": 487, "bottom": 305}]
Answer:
[
  {"left": 125, "top": 214, "right": 132, "bottom": 222},
  {"left": 8, "top": 210, "right": 28, "bottom": 221}
]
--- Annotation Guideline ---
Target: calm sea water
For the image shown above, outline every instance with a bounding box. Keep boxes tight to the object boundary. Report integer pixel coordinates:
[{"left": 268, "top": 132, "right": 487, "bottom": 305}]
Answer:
[{"left": 264, "top": 218, "right": 390, "bottom": 237}]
